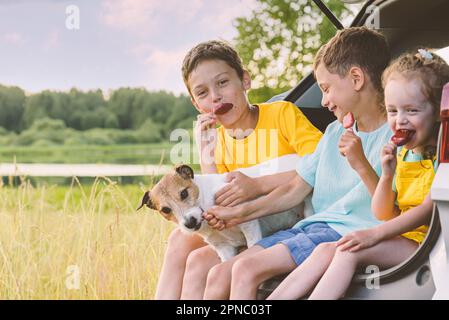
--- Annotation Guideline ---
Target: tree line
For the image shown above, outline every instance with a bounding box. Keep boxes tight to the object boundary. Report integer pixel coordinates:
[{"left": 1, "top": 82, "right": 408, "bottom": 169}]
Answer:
[{"left": 0, "top": 85, "right": 198, "bottom": 146}]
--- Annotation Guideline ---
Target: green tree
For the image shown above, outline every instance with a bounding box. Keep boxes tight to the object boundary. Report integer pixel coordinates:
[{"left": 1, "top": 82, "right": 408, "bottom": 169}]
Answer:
[
  {"left": 234, "top": 0, "right": 349, "bottom": 103},
  {"left": 135, "top": 119, "right": 163, "bottom": 143},
  {"left": 22, "top": 91, "right": 55, "bottom": 129},
  {"left": 21, "top": 88, "right": 107, "bottom": 130},
  {"left": 66, "top": 88, "right": 106, "bottom": 130},
  {"left": 166, "top": 94, "right": 198, "bottom": 131},
  {"left": 0, "top": 85, "right": 26, "bottom": 132},
  {"left": 108, "top": 88, "right": 141, "bottom": 130}
]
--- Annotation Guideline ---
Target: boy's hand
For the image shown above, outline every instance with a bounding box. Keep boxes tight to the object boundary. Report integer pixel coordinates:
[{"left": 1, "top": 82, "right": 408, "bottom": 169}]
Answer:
[
  {"left": 203, "top": 205, "right": 245, "bottom": 229},
  {"left": 195, "top": 113, "right": 218, "bottom": 162},
  {"left": 215, "top": 172, "right": 260, "bottom": 207},
  {"left": 336, "top": 227, "right": 383, "bottom": 252},
  {"left": 203, "top": 211, "right": 226, "bottom": 230},
  {"left": 381, "top": 142, "right": 397, "bottom": 178},
  {"left": 338, "top": 130, "right": 368, "bottom": 172}
]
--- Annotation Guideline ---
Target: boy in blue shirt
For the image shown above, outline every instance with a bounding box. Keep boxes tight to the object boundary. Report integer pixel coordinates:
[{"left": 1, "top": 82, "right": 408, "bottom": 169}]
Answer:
[{"left": 203, "top": 27, "right": 392, "bottom": 299}]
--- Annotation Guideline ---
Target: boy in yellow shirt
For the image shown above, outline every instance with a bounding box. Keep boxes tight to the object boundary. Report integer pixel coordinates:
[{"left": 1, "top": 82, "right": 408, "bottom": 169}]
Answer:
[{"left": 155, "top": 40, "right": 322, "bottom": 299}]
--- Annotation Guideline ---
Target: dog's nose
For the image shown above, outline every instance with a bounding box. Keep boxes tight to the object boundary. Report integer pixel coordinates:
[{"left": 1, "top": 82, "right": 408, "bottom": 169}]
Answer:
[{"left": 184, "top": 216, "right": 199, "bottom": 230}]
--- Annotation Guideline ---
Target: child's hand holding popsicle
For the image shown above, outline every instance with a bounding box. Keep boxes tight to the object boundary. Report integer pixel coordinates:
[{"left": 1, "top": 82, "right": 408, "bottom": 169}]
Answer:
[
  {"left": 339, "top": 112, "right": 369, "bottom": 172},
  {"left": 194, "top": 103, "right": 235, "bottom": 167}
]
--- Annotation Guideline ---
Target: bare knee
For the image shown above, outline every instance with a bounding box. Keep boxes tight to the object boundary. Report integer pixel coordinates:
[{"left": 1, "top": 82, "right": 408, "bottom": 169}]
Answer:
[
  {"left": 232, "top": 256, "right": 259, "bottom": 283},
  {"left": 184, "top": 247, "right": 219, "bottom": 281},
  {"left": 166, "top": 229, "right": 204, "bottom": 257},
  {"left": 333, "top": 248, "right": 360, "bottom": 265},
  {"left": 313, "top": 242, "right": 337, "bottom": 257},
  {"left": 207, "top": 263, "right": 230, "bottom": 283},
  {"left": 204, "top": 262, "right": 232, "bottom": 299}
]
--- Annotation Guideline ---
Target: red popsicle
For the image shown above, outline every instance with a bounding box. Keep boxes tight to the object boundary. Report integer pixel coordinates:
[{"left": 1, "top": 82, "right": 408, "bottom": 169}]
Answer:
[
  {"left": 213, "top": 103, "right": 233, "bottom": 115},
  {"left": 343, "top": 112, "right": 354, "bottom": 129},
  {"left": 391, "top": 129, "right": 414, "bottom": 146}
]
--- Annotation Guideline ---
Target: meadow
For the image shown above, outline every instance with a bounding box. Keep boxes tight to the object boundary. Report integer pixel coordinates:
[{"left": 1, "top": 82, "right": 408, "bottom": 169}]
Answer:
[
  {"left": 0, "top": 176, "right": 174, "bottom": 299},
  {"left": 0, "top": 143, "right": 186, "bottom": 299}
]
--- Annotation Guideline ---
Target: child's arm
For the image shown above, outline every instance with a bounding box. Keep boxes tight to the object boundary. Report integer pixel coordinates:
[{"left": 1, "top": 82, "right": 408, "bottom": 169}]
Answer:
[
  {"left": 205, "top": 173, "right": 312, "bottom": 229},
  {"left": 214, "top": 170, "right": 297, "bottom": 207},
  {"left": 371, "top": 143, "right": 400, "bottom": 221},
  {"left": 337, "top": 195, "right": 433, "bottom": 252},
  {"left": 195, "top": 113, "right": 218, "bottom": 174},
  {"left": 376, "top": 194, "right": 433, "bottom": 240}
]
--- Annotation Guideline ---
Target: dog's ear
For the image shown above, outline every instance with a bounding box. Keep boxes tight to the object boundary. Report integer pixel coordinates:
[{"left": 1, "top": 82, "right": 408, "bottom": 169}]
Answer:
[
  {"left": 175, "top": 164, "right": 194, "bottom": 180},
  {"left": 137, "top": 191, "right": 155, "bottom": 211}
]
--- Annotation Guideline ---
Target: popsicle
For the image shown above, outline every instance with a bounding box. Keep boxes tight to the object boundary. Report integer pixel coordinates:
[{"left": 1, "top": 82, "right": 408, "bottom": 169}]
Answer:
[
  {"left": 391, "top": 129, "right": 414, "bottom": 147},
  {"left": 343, "top": 112, "right": 354, "bottom": 130},
  {"left": 213, "top": 103, "right": 233, "bottom": 115}
]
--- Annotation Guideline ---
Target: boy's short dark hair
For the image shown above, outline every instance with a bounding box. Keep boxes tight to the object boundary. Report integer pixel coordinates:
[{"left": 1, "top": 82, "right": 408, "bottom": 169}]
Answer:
[
  {"left": 182, "top": 40, "right": 245, "bottom": 94},
  {"left": 313, "top": 27, "right": 390, "bottom": 97}
]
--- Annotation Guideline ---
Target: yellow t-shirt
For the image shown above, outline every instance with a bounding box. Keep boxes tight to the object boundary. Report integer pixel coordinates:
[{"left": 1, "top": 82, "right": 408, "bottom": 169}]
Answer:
[{"left": 214, "top": 101, "right": 323, "bottom": 173}]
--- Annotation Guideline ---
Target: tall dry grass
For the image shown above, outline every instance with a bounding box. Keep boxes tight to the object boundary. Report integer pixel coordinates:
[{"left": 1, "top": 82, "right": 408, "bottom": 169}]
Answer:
[{"left": 0, "top": 177, "right": 173, "bottom": 299}]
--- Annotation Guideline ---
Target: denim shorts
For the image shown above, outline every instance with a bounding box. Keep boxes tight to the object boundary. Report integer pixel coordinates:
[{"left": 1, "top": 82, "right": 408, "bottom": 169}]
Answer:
[{"left": 256, "top": 222, "right": 342, "bottom": 266}]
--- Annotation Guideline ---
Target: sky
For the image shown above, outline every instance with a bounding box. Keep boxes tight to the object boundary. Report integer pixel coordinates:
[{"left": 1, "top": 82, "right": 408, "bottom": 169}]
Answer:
[
  {"left": 0, "top": 0, "right": 257, "bottom": 96},
  {"left": 1, "top": 0, "right": 449, "bottom": 97}
]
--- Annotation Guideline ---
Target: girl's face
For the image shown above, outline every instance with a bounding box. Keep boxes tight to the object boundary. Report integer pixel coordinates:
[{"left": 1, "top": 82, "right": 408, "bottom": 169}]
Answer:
[
  {"left": 384, "top": 75, "right": 438, "bottom": 152},
  {"left": 188, "top": 59, "right": 251, "bottom": 128}
]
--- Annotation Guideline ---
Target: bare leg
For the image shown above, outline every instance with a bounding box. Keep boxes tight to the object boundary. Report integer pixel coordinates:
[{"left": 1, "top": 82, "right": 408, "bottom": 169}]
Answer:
[
  {"left": 267, "top": 242, "right": 337, "bottom": 300},
  {"left": 155, "top": 228, "right": 207, "bottom": 300},
  {"left": 181, "top": 246, "right": 221, "bottom": 299},
  {"left": 204, "top": 245, "right": 264, "bottom": 300},
  {"left": 309, "top": 236, "right": 418, "bottom": 300},
  {"left": 230, "top": 244, "right": 297, "bottom": 300}
]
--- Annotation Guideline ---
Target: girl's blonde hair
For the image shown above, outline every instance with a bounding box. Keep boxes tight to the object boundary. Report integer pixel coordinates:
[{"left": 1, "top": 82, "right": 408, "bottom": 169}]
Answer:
[{"left": 382, "top": 49, "right": 449, "bottom": 159}]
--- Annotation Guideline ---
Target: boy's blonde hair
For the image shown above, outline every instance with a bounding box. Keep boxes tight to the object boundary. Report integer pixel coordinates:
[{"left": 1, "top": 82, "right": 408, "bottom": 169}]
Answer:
[
  {"left": 182, "top": 40, "right": 245, "bottom": 95},
  {"left": 382, "top": 49, "right": 449, "bottom": 159},
  {"left": 313, "top": 27, "right": 390, "bottom": 104}
]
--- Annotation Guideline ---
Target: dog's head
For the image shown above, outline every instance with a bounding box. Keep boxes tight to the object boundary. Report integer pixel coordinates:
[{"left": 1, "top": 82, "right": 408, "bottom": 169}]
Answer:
[{"left": 138, "top": 164, "right": 204, "bottom": 233}]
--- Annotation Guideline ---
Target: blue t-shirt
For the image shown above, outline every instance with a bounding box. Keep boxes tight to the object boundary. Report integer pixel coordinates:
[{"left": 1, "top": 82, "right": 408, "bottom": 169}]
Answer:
[{"left": 294, "top": 120, "right": 392, "bottom": 236}]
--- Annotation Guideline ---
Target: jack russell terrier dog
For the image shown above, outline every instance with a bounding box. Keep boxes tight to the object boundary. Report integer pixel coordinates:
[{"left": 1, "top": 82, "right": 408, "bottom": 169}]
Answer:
[{"left": 138, "top": 154, "right": 311, "bottom": 261}]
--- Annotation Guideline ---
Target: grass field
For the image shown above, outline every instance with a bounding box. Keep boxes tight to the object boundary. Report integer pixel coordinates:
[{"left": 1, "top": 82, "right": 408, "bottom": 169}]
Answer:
[{"left": 0, "top": 177, "right": 173, "bottom": 299}]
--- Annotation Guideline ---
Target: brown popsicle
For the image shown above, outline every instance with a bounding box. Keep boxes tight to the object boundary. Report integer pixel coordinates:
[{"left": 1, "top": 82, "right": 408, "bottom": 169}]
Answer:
[{"left": 213, "top": 103, "right": 233, "bottom": 115}]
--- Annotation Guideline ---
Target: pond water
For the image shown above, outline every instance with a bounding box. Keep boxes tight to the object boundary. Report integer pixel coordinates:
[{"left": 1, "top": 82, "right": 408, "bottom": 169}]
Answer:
[{"left": 0, "top": 163, "right": 173, "bottom": 177}]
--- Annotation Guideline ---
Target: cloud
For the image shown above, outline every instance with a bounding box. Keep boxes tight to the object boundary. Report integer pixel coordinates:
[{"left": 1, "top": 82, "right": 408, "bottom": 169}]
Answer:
[
  {"left": 98, "top": 0, "right": 260, "bottom": 94},
  {"left": 42, "top": 30, "right": 60, "bottom": 51},
  {"left": 197, "top": 0, "right": 257, "bottom": 37},
  {"left": 100, "top": 0, "right": 204, "bottom": 36},
  {"left": 126, "top": 43, "right": 153, "bottom": 59},
  {"left": 2, "top": 32, "right": 26, "bottom": 46},
  {"left": 142, "top": 46, "right": 189, "bottom": 94}
]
